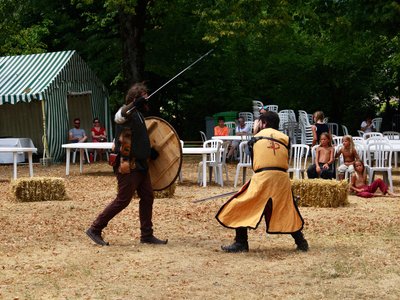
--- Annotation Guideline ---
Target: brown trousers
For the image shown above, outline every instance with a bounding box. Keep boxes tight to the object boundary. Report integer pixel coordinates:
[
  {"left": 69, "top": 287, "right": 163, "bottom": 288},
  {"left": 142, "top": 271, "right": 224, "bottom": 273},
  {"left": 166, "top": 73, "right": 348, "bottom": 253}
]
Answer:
[{"left": 90, "top": 170, "right": 154, "bottom": 238}]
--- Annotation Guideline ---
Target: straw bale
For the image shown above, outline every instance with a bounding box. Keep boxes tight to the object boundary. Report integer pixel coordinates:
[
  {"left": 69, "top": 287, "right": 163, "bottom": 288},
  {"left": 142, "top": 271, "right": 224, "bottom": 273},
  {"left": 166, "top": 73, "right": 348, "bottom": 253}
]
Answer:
[
  {"left": 291, "top": 179, "right": 349, "bottom": 208},
  {"left": 131, "top": 183, "right": 176, "bottom": 199},
  {"left": 11, "top": 177, "right": 67, "bottom": 202},
  {"left": 154, "top": 183, "right": 176, "bottom": 198}
]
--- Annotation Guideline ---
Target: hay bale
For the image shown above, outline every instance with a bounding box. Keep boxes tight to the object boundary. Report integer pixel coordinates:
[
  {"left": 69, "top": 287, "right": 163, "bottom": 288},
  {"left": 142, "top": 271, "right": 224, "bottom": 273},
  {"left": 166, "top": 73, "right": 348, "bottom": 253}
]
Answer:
[
  {"left": 154, "top": 183, "right": 176, "bottom": 198},
  {"left": 11, "top": 177, "right": 67, "bottom": 202},
  {"left": 291, "top": 179, "right": 349, "bottom": 208}
]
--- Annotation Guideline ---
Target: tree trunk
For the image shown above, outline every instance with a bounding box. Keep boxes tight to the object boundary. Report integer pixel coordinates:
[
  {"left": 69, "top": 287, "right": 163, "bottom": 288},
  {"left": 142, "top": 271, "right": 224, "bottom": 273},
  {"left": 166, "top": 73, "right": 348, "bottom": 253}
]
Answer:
[{"left": 119, "top": 0, "right": 148, "bottom": 91}]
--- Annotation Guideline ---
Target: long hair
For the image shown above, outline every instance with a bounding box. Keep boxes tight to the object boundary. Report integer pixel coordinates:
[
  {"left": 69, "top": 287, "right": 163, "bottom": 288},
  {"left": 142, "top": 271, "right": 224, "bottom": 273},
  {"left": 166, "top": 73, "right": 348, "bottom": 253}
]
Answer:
[
  {"left": 319, "top": 132, "right": 332, "bottom": 147},
  {"left": 353, "top": 159, "right": 366, "bottom": 177},
  {"left": 343, "top": 135, "right": 355, "bottom": 153},
  {"left": 314, "top": 111, "right": 324, "bottom": 122}
]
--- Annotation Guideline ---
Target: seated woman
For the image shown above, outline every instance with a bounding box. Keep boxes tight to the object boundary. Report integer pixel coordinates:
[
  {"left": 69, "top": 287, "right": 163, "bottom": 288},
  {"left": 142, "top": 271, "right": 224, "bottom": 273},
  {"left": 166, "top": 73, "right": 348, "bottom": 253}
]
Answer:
[{"left": 91, "top": 117, "right": 107, "bottom": 161}]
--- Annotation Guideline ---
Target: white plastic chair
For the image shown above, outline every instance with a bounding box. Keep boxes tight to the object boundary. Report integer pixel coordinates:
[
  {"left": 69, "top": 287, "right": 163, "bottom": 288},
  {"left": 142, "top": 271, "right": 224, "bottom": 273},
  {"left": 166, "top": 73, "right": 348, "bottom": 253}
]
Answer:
[
  {"left": 332, "top": 136, "right": 343, "bottom": 146},
  {"left": 72, "top": 148, "right": 90, "bottom": 164},
  {"left": 327, "top": 123, "right": 339, "bottom": 136},
  {"left": 265, "top": 105, "right": 278, "bottom": 112},
  {"left": 372, "top": 117, "right": 382, "bottom": 132},
  {"left": 179, "top": 140, "right": 184, "bottom": 182},
  {"left": 282, "top": 121, "right": 299, "bottom": 144},
  {"left": 357, "top": 130, "right": 364, "bottom": 137},
  {"left": 221, "top": 141, "right": 230, "bottom": 183},
  {"left": 93, "top": 149, "right": 109, "bottom": 162},
  {"left": 363, "top": 132, "right": 383, "bottom": 140},
  {"left": 352, "top": 136, "right": 365, "bottom": 144},
  {"left": 253, "top": 100, "right": 264, "bottom": 119},
  {"left": 298, "top": 110, "right": 313, "bottom": 145},
  {"left": 365, "top": 135, "right": 388, "bottom": 145},
  {"left": 238, "top": 112, "right": 254, "bottom": 122},
  {"left": 366, "top": 141, "right": 393, "bottom": 192},
  {"left": 341, "top": 125, "right": 349, "bottom": 136},
  {"left": 245, "top": 121, "right": 254, "bottom": 132},
  {"left": 225, "top": 121, "right": 236, "bottom": 135},
  {"left": 197, "top": 139, "right": 224, "bottom": 186},
  {"left": 288, "top": 144, "right": 309, "bottom": 179},
  {"left": 234, "top": 141, "right": 253, "bottom": 187},
  {"left": 383, "top": 131, "right": 400, "bottom": 140},
  {"left": 200, "top": 131, "right": 207, "bottom": 142},
  {"left": 310, "top": 144, "right": 319, "bottom": 164},
  {"left": 383, "top": 131, "right": 400, "bottom": 166}
]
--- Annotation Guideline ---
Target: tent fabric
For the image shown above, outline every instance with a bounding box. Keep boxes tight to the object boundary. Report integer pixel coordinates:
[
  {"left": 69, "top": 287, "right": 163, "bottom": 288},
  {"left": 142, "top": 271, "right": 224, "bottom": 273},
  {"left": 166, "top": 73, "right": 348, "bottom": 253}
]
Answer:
[
  {"left": 0, "top": 51, "right": 75, "bottom": 104},
  {"left": 0, "top": 51, "right": 112, "bottom": 162}
]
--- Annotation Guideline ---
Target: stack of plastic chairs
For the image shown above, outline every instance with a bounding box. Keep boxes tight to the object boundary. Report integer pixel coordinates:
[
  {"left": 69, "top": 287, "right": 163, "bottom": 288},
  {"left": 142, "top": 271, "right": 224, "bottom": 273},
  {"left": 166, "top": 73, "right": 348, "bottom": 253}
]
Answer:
[{"left": 298, "top": 110, "right": 313, "bottom": 145}]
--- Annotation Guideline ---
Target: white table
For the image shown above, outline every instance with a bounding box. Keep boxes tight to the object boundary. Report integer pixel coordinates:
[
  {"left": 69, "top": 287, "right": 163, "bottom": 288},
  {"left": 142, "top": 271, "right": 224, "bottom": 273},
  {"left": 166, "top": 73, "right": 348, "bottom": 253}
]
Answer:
[
  {"left": 0, "top": 147, "right": 37, "bottom": 179},
  {"left": 182, "top": 147, "right": 219, "bottom": 187},
  {"left": 0, "top": 138, "right": 35, "bottom": 163},
  {"left": 62, "top": 142, "right": 113, "bottom": 175}
]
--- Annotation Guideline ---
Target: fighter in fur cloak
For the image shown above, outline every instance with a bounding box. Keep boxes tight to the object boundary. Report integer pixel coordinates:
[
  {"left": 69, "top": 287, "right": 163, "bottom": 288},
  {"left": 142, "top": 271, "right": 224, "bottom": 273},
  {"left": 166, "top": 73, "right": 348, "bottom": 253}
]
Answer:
[{"left": 216, "top": 112, "right": 308, "bottom": 253}]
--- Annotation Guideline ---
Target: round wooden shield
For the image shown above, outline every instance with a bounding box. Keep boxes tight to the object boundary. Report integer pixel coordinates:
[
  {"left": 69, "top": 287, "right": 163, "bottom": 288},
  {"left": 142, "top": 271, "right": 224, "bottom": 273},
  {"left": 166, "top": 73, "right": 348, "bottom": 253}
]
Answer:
[{"left": 145, "top": 117, "right": 182, "bottom": 191}]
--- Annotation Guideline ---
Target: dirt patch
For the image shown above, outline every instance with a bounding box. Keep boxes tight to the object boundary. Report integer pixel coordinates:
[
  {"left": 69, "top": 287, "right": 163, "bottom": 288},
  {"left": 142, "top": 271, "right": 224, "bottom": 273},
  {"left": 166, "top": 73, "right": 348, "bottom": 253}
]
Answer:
[{"left": 0, "top": 160, "right": 399, "bottom": 299}]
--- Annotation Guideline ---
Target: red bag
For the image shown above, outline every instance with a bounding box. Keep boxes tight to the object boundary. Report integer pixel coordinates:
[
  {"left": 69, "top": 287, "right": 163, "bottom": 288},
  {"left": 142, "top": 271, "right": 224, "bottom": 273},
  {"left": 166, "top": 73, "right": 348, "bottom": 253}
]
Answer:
[{"left": 108, "top": 153, "right": 118, "bottom": 167}]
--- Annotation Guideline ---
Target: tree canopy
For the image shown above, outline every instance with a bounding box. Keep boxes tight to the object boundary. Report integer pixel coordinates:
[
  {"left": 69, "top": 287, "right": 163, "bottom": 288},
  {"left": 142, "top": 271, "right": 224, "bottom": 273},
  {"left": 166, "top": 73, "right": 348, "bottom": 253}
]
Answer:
[{"left": 1, "top": 0, "right": 399, "bottom": 137}]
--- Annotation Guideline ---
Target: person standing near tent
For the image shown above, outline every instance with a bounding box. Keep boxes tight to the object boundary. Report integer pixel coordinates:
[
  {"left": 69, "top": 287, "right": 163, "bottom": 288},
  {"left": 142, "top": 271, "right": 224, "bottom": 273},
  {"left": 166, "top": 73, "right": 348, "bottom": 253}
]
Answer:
[
  {"left": 216, "top": 111, "right": 309, "bottom": 253},
  {"left": 68, "top": 118, "right": 87, "bottom": 143},
  {"left": 86, "top": 82, "right": 167, "bottom": 246}
]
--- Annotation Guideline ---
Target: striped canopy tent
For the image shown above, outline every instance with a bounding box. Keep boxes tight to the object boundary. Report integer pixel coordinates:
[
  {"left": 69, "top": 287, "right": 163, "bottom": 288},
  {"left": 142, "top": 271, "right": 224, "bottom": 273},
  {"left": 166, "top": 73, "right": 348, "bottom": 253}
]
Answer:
[{"left": 0, "top": 50, "right": 112, "bottom": 162}]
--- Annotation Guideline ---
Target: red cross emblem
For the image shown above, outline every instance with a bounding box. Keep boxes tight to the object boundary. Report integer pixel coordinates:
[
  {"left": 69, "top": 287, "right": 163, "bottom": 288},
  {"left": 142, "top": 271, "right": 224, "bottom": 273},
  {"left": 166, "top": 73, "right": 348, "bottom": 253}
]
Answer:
[{"left": 267, "top": 140, "right": 280, "bottom": 155}]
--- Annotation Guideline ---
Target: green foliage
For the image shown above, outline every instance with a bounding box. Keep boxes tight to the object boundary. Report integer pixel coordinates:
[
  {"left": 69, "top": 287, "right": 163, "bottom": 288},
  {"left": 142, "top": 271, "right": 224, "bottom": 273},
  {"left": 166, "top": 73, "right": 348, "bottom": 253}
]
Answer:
[{"left": 1, "top": 0, "right": 399, "bottom": 137}]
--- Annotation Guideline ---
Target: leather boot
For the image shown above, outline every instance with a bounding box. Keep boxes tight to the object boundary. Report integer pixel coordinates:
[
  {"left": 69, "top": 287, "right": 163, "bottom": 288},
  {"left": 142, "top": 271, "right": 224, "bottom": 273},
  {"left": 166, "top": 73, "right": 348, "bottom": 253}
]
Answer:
[
  {"left": 292, "top": 231, "right": 309, "bottom": 252},
  {"left": 140, "top": 235, "right": 168, "bottom": 244},
  {"left": 86, "top": 228, "right": 109, "bottom": 246},
  {"left": 221, "top": 241, "right": 249, "bottom": 253},
  {"left": 221, "top": 227, "right": 249, "bottom": 252}
]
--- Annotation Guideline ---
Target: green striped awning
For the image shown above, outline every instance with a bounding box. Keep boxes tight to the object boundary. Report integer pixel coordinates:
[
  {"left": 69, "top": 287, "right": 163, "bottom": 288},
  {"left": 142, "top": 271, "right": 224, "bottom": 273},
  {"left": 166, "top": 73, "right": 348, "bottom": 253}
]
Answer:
[{"left": 0, "top": 51, "right": 75, "bottom": 104}]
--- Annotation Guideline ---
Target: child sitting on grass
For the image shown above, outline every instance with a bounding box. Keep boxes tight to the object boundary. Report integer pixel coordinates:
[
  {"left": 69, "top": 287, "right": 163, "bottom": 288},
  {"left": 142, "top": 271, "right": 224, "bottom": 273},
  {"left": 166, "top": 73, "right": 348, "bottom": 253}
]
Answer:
[
  {"left": 335, "top": 135, "right": 359, "bottom": 180},
  {"left": 350, "top": 160, "right": 396, "bottom": 198}
]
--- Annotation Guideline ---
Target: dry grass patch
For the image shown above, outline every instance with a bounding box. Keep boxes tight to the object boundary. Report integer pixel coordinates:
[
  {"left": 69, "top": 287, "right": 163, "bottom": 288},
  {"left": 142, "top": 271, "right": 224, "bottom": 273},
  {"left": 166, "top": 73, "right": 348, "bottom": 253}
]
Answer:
[{"left": 0, "top": 160, "right": 399, "bottom": 299}]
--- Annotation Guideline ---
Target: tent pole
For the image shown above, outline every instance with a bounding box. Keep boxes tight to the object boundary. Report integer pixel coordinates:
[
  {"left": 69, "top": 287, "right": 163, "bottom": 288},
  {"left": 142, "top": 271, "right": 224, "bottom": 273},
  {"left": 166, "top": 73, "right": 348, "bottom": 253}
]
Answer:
[{"left": 41, "top": 100, "right": 49, "bottom": 159}]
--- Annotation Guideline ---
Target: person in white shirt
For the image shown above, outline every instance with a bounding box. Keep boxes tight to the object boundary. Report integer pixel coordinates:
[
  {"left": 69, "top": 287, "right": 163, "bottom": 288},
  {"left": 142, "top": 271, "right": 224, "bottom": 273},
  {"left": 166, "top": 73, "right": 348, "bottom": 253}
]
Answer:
[
  {"left": 227, "top": 116, "right": 251, "bottom": 160},
  {"left": 360, "top": 116, "right": 375, "bottom": 133}
]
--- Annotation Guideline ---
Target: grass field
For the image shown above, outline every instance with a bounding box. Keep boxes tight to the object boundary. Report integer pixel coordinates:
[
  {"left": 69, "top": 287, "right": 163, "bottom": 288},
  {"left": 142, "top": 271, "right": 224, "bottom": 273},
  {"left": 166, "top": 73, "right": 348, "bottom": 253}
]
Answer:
[{"left": 0, "top": 159, "right": 399, "bottom": 299}]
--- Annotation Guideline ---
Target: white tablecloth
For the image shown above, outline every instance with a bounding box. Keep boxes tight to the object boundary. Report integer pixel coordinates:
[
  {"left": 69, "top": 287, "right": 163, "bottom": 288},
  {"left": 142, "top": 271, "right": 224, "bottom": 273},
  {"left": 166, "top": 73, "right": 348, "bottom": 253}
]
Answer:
[{"left": 0, "top": 138, "right": 36, "bottom": 163}]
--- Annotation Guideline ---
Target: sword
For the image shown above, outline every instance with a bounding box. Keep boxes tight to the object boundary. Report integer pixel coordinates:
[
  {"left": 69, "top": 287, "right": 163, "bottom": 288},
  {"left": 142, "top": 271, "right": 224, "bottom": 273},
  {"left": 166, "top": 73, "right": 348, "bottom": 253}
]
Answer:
[
  {"left": 192, "top": 191, "right": 237, "bottom": 203},
  {"left": 126, "top": 49, "right": 214, "bottom": 114}
]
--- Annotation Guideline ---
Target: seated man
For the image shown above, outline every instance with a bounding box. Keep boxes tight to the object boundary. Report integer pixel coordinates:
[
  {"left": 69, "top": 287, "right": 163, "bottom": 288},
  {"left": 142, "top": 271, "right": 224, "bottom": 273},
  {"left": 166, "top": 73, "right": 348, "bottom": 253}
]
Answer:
[
  {"left": 69, "top": 118, "right": 88, "bottom": 143},
  {"left": 214, "top": 116, "right": 229, "bottom": 136},
  {"left": 227, "top": 116, "right": 251, "bottom": 160},
  {"left": 360, "top": 116, "right": 375, "bottom": 133}
]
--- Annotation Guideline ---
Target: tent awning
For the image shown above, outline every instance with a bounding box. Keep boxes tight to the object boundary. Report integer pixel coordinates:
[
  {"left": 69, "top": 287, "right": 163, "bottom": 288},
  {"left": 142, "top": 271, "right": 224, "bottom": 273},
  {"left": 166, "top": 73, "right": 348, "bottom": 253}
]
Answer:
[{"left": 0, "top": 51, "right": 75, "bottom": 104}]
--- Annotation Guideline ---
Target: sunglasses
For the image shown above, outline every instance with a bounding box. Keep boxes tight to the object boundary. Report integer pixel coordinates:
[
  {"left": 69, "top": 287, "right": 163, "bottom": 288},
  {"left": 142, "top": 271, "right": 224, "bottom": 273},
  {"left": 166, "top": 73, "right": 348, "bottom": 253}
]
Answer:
[{"left": 74, "top": 122, "right": 80, "bottom": 125}]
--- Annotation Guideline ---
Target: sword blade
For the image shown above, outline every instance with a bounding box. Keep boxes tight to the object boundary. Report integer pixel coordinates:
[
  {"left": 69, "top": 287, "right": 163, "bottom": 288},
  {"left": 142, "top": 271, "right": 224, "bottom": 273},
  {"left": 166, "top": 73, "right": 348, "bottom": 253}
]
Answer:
[
  {"left": 192, "top": 191, "right": 237, "bottom": 203},
  {"left": 147, "top": 49, "right": 214, "bottom": 99}
]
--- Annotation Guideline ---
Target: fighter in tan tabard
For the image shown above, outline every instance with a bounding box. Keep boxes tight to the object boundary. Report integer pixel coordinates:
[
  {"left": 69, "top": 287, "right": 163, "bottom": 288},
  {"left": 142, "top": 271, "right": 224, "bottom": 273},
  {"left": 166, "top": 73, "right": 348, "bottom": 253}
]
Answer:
[{"left": 216, "top": 111, "right": 308, "bottom": 252}]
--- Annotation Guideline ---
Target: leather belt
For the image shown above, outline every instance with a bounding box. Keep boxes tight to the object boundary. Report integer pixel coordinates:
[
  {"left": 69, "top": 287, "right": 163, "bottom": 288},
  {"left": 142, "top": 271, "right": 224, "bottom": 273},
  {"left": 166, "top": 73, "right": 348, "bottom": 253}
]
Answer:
[{"left": 254, "top": 167, "right": 287, "bottom": 173}]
